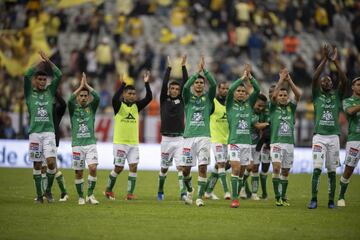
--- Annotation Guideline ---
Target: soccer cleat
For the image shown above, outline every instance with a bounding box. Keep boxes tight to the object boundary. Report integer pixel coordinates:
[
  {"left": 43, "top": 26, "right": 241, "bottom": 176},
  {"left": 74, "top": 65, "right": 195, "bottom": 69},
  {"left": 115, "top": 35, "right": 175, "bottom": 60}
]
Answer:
[
  {"left": 86, "top": 195, "right": 99, "bottom": 205},
  {"left": 78, "top": 197, "right": 85, "bottom": 205},
  {"left": 260, "top": 194, "right": 268, "bottom": 200},
  {"left": 157, "top": 192, "right": 164, "bottom": 201},
  {"left": 204, "top": 192, "right": 219, "bottom": 200},
  {"left": 337, "top": 199, "right": 346, "bottom": 207},
  {"left": 308, "top": 200, "right": 318, "bottom": 209},
  {"left": 275, "top": 199, "right": 283, "bottom": 206},
  {"left": 282, "top": 199, "right": 290, "bottom": 207},
  {"left": 251, "top": 193, "right": 260, "bottom": 201},
  {"left": 126, "top": 194, "right": 136, "bottom": 200},
  {"left": 104, "top": 191, "right": 116, "bottom": 200},
  {"left": 230, "top": 199, "right": 240, "bottom": 208},
  {"left": 45, "top": 192, "right": 55, "bottom": 203},
  {"left": 184, "top": 189, "right": 194, "bottom": 205},
  {"left": 59, "top": 193, "right": 69, "bottom": 202},
  {"left": 180, "top": 193, "right": 187, "bottom": 201},
  {"left": 35, "top": 196, "right": 44, "bottom": 204},
  {"left": 224, "top": 192, "right": 231, "bottom": 200},
  {"left": 195, "top": 199, "right": 205, "bottom": 207},
  {"left": 239, "top": 187, "right": 247, "bottom": 199},
  {"left": 328, "top": 200, "right": 336, "bottom": 209}
]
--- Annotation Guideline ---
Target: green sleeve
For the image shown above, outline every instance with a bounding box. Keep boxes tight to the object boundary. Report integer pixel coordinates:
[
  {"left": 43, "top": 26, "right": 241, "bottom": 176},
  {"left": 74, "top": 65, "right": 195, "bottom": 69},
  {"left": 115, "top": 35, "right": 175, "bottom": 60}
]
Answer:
[
  {"left": 342, "top": 98, "right": 352, "bottom": 112},
  {"left": 204, "top": 69, "right": 217, "bottom": 101},
  {"left": 248, "top": 76, "right": 260, "bottom": 106},
  {"left": 90, "top": 90, "right": 100, "bottom": 112},
  {"left": 67, "top": 94, "right": 76, "bottom": 116},
  {"left": 312, "top": 88, "right": 319, "bottom": 101},
  {"left": 48, "top": 66, "right": 62, "bottom": 96},
  {"left": 182, "top": 72, "right": 199, "bottom": 104},
  {"left": 290, "top": 101, "right": 297, "bottom": 112},
  {"left": 226, "top": 78, "right": 243, "bottom": 110},
  {"left": 24, "top": 67, "right": 36, "bottom": 98},
  {"left": 269, "top": 101, "right": 277, "bottom": 113}
]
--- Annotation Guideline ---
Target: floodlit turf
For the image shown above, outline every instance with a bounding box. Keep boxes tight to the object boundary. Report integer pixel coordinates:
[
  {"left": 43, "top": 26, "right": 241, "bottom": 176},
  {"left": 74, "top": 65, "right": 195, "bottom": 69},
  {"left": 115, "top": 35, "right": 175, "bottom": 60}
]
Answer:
[{"left": 0, "top": 168, "right": 359, "bottom": 240}]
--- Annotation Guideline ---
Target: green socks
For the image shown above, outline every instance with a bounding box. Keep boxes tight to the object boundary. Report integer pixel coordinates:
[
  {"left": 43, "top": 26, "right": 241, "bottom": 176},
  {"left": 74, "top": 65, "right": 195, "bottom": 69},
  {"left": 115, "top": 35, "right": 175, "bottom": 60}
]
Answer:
[
  {"left": 328, "top": 171, "right": 336, "bottom": 202},
  {"left": 197, "top": 177, "right": 207, "bottom": 199},
  {"left": 75, "top": 178, "right": 84, "bottom": 198},
  {"left": 128, "top": 172, "right": 137, "bottom": 194},
  {"left": 339, "top": 176, "right": 350, "bottom": 200},
  {"left": 178, "top": 171, "right": 187, "bottom": 195},
  {"left": 46, "top": 168, "right": 56, "bottom": 193},
  {"left": 41, "top": 173, "right": 47, "bottom": 194},
  {"left": 311, "top": 168, "right": 321, "bottom": 201},
  {"left": 55, "top": 171, "right": 67, "bottom": 194},
  {"left": 183, "top": 175, "right": 193, "bottom": 192},
  {"left": 260, "top": 172, "right": 268, "bottom": 197},
  {"left": 272, "top": 174, "right": 280, "bottom": 200},
  {"left": 87, "top": 176, "right": 97, "bottom": 196},
  {"left": 231, "top": 175, "right": 239, "bottom": 199},
  {"left": 280, "top": 175, "right": 288, "bottom": 200},
  {"left": 251, "top": 173, "right": 259, "bottom": 194},
  {"left": 106, "top": 170, "right": 118, "bottom": 192},
  {"left": 33, "top": 170, "right": 43, "bottom": 197},
  {"left": 158, "top": 172, "right": 167, "bottom": 193},
  {"left": 218, "top": 168, "right": 229, "bottom": 193},
  {"left": 205, "top": 172, "right": 218, "bottom": 194}
]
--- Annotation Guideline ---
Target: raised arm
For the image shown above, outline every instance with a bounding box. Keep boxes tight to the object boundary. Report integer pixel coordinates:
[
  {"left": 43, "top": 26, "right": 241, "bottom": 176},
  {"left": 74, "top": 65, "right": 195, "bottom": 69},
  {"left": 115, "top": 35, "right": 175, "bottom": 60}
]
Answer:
[
  {"left": 55, "top": 91, "right": 66, "bottom": 117},
  {"left": 39, "top": 51, "right": 62, "bottom": 95},
  {"left": 23, "top": 66, "right": 36, "bottom": 98},
  {"left": 286, "top": 73, "right": 302, "bottom": 102},
  {"left": 312, "top": 44, "right": 330, "bottom": 92},
  {"left": 330, "top": 48, "right": 347, "bottom": 95},
  {"left": 136, "top": 71, "right": 153, "bottom": 111},
  {"left": 271, "top": 69, "right": 287, "bottom": 102},
  {"left": 112, "top": 74, "right": 125, "bottom": 115},
  {"left": 181, "top": 54, "right": 188, "bottom": 86},
  {"left": 245, "top": 64, "right": 260, "bottom": 105},
  {"left": 182, "top": 57, "right": 204, "bottom": 104},
  {"left": 82, "top": 73, "right": 100, "bottom": 112},
  {"left": 204, "top": 69, "right": 217, "bottom": 101},
  {"left": 160, "top": 56, "right": 172, "bottom": 102}
]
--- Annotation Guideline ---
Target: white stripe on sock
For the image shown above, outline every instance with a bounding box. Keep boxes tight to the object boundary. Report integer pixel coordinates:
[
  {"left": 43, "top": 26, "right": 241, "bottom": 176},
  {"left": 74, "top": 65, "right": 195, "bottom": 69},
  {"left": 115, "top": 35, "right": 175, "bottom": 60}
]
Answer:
[{"left": 75, "top": 178, "right": 84, "bottom": 184}]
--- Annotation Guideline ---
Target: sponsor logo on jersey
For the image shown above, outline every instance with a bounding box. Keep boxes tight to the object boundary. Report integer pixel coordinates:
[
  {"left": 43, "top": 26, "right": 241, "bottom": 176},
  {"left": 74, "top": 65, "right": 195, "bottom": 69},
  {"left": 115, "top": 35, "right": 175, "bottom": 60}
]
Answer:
[
  {"left": 229, "top": 144, "right": 239, "bottom": 151},
  {"left": 215, "top": 145, "right": 223, "bottom": 152},
  {"left": 272, "top": 146, "right": 281, "bottom": 153},
  {"left": 161, "top": 152, "right": 170, "bottom": 161},
  {"left": 313, "top": 144, "right": 322, "bottom": 152},
  {"left": 183, "top": 148, "right": 191, "bottom": 156},
  {"left": 30, "top": 143, "right": 39, "bottom": 151},
  {"left": 349, "top": 147, "right": 359, "bottom": 157},
  {"left": 72, "top": 152, "right": 81, "bottom": 160}
]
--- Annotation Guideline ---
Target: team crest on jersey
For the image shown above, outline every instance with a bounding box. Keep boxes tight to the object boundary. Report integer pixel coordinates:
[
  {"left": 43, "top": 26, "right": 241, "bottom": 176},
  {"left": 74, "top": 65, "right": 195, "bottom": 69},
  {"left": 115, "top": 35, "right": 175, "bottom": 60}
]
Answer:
[
  {"left": 72, "top": 152, "right": 81, "bottom": 160},
  {"left": 30, "top": 143, "right": 39, "bottom": 151},
  {"left": 279, "top": 121, "right": 290, "bottom": 135},
  {"left": 349, "top": 147, "right": 359, "bottom": 157},
  {"left": 238, "top": 119, "right": 248, "bottom": 129},
  {"left": 79, "top": 123, "right": 89, "bottom": 133},
  {"left": 37, "top": 107, "right": 48, "bottom": 117},
  {"left": 322, "top": 110, "right": 333, "bottom": 121},
  {"left": 313, "top": 145, "right": 322, "bottom": 152}
]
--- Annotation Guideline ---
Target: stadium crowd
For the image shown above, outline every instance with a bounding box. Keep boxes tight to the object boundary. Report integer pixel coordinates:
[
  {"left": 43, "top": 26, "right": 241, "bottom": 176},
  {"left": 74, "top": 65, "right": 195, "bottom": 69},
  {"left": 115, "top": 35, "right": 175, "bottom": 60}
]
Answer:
[{"left": 0, "top": 0, "right": 360, "bottom": 146}]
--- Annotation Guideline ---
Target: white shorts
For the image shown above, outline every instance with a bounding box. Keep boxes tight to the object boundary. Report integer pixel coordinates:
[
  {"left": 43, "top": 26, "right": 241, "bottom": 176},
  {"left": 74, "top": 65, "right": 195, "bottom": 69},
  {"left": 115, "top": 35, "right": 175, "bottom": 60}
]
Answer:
[
  {"left": 228, "top": 144, "right": 251, "bottom": 165},
  {"left": 312, "top": 134, "right": 340, "bottom": 172},
  {"left": 270, "top": 143, "right": 294, "bottom": 169},
  {"left": 29, "top": 132, "right": 57, "bottom": 162},
  {"left": 211, "top": 143, "right": 228, "bottom": 163},
  {"left": 260, "top": 144, "right": 271, "bottom": 164},
  {"left": 161, "top": 136, "right": 183, "bottom": 168},
  {"left": 344, "top": 141, "right": 360, "bottom": 168},
  {"left": 113, "top": 144, "right": 139, "bottom": 167},
  {"left": 180, "top": 137, "right": 211, "bottom": 167},
  {"left": 251, "top": 144, "right": 260, "bottom": 165},
  {"left": 72, "top": 144, "right": 98, "bottom": 170}
]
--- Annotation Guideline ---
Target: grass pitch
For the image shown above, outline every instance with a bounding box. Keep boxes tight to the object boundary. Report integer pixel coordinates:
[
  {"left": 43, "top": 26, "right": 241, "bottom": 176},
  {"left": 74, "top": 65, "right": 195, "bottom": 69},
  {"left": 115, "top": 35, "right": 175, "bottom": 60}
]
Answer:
[{"left": 0, "top": 168, "right": 359, "bottom": 240}]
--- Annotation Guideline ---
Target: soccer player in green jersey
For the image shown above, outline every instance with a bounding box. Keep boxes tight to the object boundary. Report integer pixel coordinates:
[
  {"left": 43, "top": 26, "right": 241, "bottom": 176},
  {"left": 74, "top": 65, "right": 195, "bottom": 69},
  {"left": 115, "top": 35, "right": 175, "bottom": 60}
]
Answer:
[
  {"left": 181, "top": 56, "right": 216, "bottom": 207},
  {"left": 204, "top": 81, "right": 231, "bottom": 200},
  {"left": 227, "top": 65, "right": 260, "bottom": 208},
  {"left": 337, "top": 77, "right": 360, "bottom": 207},
  {"left": 270, "top": 69, "right": 301, "bottom": 207},
  {"left": 308, "top": 45, "right": 347, "bottom": 209},
  {"left": 24, "top": 51, "right": 62, "bottom": 203},
  {"left": 105, "top": 72, "right": 152, "bottom": 200},
  {"left": 68, "top": 73, "right": 100, "bottom": 205}
]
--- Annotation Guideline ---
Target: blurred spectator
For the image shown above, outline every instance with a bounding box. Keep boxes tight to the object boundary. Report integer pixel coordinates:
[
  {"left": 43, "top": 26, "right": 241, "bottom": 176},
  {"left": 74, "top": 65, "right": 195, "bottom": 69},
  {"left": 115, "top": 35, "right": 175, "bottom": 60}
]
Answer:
[
  {"left": 128, "top": 16, "right": 144, "bottom": 38},
  {"left": 314, "top": 4, "right": 329, "bottom": 32},
  {"left": 170, "top": 6, "right": 187, "bottom": 37},
  {"left": 248, "top": 27, "right": 264, "bottom": 65},
  {"left": 235, "top": 1, "right": 251, "bottom": 23},
  {"left": 0, "top": 114, "right": 16, "bottom": 139},
  {"left": 292, "top": 54, "right": 311, "bottom": 87},
  {"left": 45, "top": 12, "right": 61, "bottom": 44},
  {"left": 283, "top": 33, "right": 299, "bottom": 55},
  {"left": 95, "top": 37, "right": 114, "bottom": 82},
  {"left": 74, "top": 8, "right": 90, "bottom": 32},
  {"left": 235, "top": 22, "right": 251, "bottom": 54}
]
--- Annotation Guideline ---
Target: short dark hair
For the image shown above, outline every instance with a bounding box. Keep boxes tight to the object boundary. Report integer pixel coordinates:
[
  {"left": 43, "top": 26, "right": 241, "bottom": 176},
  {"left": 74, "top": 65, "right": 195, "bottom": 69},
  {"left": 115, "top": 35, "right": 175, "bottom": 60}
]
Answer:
[
  {"left": 197, "top": 75, "right": 205, "bottom": 80},
  {"left": 79, "top": 88, "right": 89, "bottom": 94},
  {"left": 238, "top": 83, "right": 246, "bottom": 88},
  {"left": 34, "top": 71, "right": 48, "bottom": 77},
  {"left": 279, "top": 88, "right": 288, "bottom": 92},
  {"left": 352, "top": 77, "right": 360, "bottom": 85},
  {"left": 257, "top": 93, "right": 267, "bottom": 102},
  {"left": 169, "top": 81, "right": 181, "bottom": 87},
  {"left": 218, "top": 81, "right": 228, "bottom": 88},
  {"left": 124, "top": 85, "right": 136, "bottom": 92}
]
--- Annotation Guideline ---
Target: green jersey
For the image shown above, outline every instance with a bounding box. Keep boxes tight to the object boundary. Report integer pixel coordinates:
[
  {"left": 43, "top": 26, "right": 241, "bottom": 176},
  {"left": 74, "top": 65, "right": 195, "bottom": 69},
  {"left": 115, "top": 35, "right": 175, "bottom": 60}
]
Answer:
[
  {"left": 250, "top": 111, "right": 264, "bottom": 145},
  {"left": 264, "top": 101, "right": 271, "bottom": 123},
  {"left": 343, "top": 96, "right": 360, "bottom": 141},
  {"left": 270, "top": 101, "right": 297, "bottom": 144},
  {"left": 182, "top": 69, "right": 216, "bottom": 138},
  {"left": 313, "top": 89, "right": 342, "bottom": 135},
  {"left": 24, "top": 66, "right": 62, "bottom": 134},
  {"left": 226, "top": 77, "right": 260, "bottom": 144},
  {"left": 68, "top": 91, "right": 100, "bottom": 147}
]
